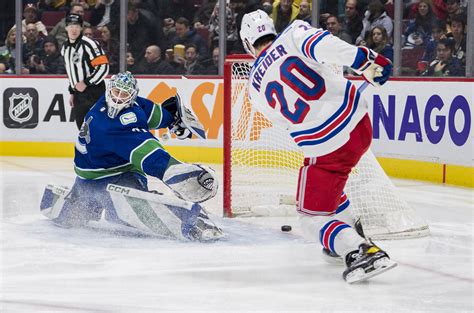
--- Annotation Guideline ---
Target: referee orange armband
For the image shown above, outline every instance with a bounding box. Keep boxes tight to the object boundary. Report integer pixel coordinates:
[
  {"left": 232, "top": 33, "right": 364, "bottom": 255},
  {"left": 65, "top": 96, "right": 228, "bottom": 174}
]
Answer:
[{"left": 91, "top": 55, "right": 109, "bottom": 67}]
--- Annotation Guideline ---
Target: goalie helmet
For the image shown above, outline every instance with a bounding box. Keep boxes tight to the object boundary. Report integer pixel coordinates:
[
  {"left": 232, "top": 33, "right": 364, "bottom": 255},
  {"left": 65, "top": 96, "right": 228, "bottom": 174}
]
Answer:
[
  {"left": 105, "top": 71, "right": 139, "bottom": 118},
  {"left": 240, "top": 9, "right": 277, "bottom": 58}
]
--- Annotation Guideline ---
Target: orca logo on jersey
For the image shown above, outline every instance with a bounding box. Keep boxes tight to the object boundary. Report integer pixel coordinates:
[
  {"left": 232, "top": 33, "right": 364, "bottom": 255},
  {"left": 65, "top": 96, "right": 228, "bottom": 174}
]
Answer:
[{"left": 3, "top": 88, "right": 39, "bottom": 129}]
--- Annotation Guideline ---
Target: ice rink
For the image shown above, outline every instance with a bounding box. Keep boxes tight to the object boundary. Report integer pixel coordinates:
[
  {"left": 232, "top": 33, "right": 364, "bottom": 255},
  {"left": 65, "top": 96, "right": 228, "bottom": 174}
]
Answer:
[{"left": 0, "top": 156, "right": 473, "bottom": 313}]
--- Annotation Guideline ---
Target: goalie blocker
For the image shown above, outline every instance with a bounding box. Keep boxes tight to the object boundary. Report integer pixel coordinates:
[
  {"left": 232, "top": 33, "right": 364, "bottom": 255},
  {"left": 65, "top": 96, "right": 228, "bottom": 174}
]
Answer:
[{"left": 40, "top": 183, "right": 223, "bottom": 242}]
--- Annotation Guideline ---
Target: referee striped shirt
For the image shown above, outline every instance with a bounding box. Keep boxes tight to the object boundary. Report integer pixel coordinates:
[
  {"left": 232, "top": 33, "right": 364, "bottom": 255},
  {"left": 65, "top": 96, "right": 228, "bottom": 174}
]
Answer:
[{"left": 61, "top": 35, "right": 109, "bottom": 94}]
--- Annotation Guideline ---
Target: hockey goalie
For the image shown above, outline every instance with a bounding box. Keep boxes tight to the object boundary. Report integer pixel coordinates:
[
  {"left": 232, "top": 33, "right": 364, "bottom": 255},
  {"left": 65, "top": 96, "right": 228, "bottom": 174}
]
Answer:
[{"left": 40, "top": 72, "right": 223, "bottom": 242}]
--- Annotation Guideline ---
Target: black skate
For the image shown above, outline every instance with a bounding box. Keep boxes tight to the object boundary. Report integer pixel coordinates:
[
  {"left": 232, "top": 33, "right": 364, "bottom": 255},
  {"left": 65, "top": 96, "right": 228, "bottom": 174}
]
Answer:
[{"left": 342, "top": 241, "right": 397, "bottom": 283}]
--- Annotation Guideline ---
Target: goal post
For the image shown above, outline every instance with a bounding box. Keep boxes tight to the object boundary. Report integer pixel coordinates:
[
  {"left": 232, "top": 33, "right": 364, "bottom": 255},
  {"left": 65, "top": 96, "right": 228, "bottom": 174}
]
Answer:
[{"left": 223, "top": 55, "right": 429, "bottom": 239}]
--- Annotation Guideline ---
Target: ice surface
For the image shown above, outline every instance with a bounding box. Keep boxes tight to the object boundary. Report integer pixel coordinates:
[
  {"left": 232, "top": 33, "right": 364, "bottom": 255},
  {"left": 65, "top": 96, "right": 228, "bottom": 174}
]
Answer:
[{"left": 1, "top": 157, "right": 473, "bottom": 313}]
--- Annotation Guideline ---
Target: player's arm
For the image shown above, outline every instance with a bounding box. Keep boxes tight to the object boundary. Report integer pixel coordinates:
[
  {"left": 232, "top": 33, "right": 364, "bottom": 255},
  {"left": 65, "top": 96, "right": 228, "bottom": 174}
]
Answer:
[
  {"left": 139, "top": 94, "right": 206, "bottom": 140},
  {"left": 82, "top": 38, "right": 110, "bottom": 86},
  {"left": 293, "top": 21, "right": 392, "bottom": 86}
]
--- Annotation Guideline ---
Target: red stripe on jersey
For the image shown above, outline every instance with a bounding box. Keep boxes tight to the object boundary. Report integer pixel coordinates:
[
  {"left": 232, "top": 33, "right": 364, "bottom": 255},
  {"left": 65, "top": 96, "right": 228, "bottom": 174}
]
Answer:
[{"left": 294, "top": 84, "right": 356, "bottom": 143}]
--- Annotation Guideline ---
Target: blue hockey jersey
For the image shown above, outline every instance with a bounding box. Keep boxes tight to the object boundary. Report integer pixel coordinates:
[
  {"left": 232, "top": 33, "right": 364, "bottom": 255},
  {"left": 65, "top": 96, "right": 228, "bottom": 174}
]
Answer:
[{"left": 74, "top": 95, "right": 175, "bottom": 181}]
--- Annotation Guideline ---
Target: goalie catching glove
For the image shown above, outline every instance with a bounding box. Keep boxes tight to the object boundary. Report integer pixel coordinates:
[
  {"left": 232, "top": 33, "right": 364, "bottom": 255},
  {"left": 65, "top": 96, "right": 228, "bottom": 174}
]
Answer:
[
  {"left": 163, "top": 163, "right": 218, "bottom": 203},
  {"left": 161, "top": 94, "right": 206, "bottom": 140}
]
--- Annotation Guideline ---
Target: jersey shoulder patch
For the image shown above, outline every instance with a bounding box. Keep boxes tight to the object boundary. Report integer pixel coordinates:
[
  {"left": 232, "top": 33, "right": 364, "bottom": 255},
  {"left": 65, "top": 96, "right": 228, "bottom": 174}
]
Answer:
[{"left": 120, "top": 112, "right": 138, "bottom": 125}]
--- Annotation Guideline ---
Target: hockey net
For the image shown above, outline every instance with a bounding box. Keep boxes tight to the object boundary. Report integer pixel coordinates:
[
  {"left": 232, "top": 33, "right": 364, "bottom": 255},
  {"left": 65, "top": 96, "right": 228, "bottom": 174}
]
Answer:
[{"left": 223, "top": 55, "right": 429, "bottom": 240}]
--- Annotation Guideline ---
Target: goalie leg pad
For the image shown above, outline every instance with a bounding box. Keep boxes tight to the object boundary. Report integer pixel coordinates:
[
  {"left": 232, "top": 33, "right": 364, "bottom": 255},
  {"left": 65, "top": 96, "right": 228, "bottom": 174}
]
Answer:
[
  {"left": 107, "top": 184, "right": 223, "bottom": 241},
  {"left": 40, "top": 180, "right": 105, "bottom": 228},
  {"left": 163, "top": 163, "right": 218, "bottom": 203}
]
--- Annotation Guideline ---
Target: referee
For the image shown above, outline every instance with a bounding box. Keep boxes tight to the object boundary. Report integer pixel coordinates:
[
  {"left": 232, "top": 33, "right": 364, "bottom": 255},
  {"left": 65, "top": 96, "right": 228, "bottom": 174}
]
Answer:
[{"left": 62, "top": 13, "right": 109, "bottom": 129}]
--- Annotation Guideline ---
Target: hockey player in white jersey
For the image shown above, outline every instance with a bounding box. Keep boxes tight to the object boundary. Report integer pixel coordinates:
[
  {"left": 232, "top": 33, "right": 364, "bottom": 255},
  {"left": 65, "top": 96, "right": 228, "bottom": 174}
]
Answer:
[
  {"left": 240, "top": 10, "right": 396, "bottom": 283},
  {"left": 40, "top": 72, "right": 223, "bottom": 242}
]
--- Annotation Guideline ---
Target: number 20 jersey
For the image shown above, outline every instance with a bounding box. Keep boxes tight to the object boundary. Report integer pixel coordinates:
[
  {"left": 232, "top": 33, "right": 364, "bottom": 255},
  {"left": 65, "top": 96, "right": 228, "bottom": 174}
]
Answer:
[{"left": 247, "top": 20, "right": 376, "bottom": 157}]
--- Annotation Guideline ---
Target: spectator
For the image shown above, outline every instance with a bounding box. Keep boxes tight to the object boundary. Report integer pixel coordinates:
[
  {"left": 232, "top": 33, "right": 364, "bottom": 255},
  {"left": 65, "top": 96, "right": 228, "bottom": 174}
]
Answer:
[
  {"left": 98, "top": 24, "right": 119, "bottom": 74},
  {"left": 162, "top": 17, "right": 176, "bottom": 50},
  {"left": 170, "top": 17, "right": 209, "bottom": 60},
  {"left": 24, "top": 23, "right": 44, "bottom": 66},
  {"left": 407, "top": 0, "right": 447, "bottom": 20},
  {"left": 446, "top": 14, "right": 466, "bottom": 67},
  {"left": 28, "top": 36, "right": 65, "bottom": 74},
  {"left": 262, "top": 2, "right": 273, "bottom": 16},
  {"left": 182, "top": 44, "right": 207, "bottom": 75},
  {"left": 10, "top": 4, "right": 48, "bottom": 38},
  {"left": 358, "top": 0, "right": 393, "bottom": 44},
  {"left": 404, "top": 0, "right": 435, "bottom": 47},
  {"left": 326, "top": 15, "right": 352, "bottom": 43},
  {"left": 421, "top": 20, "right": 446, "bottom": 62},
  {"left": 204, "top": 46, "right": 219, "bottom": 75},
  {"left": 422, "top": 38, "right": 464, "bottom": 76},
  {"left": 50, "top": 3, "right": 91, "bottom": 46},
  {"left": 296, "top": 0, "right": 312, "bottom": 24},
  {"left": 342, "top": 0, "right": 364, "bottom": 44},
  {"left": 70, "top": 0, "right": 94, "bottom": 10},
  {"left": 90, "top": 0, "right": 120, "bottom": 27},
  {"left": 194, "top": 0, "right": 218, "bottom": 27},
  {"left": 137, "top": 45, "right": 174, "bottom": 74},
  {"left": 0, "top": 28, "right": 18, "bottom": 74},
  {"left": 208, "top": 1, "right": 238, "bottom": 52},
  {"left": 126, "top": 50, "right": 138, "bottom": 73},
  {"left": 82, "top": 25, "right": 95, "bottom": 39},
  {"left": 366, "top": 25, "right": 393, "bottom": 61},
  {"left": 271, "top": 0, "right": 300, "bottom": 33},
  {"left": 160, "top": 0, "right": 195, "bottom": 23},
  {"left": 127, "top": 4, "right": 158, "bottom": 65},
  {"left": 445, "top": 0, "right": 466, "bottom": 32}
]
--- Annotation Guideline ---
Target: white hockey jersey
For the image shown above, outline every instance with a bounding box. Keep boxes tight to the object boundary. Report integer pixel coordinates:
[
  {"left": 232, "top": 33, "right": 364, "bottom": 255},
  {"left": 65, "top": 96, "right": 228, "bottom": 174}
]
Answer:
[{"left": 247, "top": 20, "right": 378, "bottom": 157}]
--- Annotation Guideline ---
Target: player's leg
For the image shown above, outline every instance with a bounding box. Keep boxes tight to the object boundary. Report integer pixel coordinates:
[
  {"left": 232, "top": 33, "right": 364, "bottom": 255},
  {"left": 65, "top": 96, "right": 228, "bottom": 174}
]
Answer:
[
  {"left": 298, "top": 115, "right": 396, "bottom": 282},
  {"left": 106, "top": 182, "right": 223, "bottom": 241},
  {"left": 49, "top": 178, "right": 105, "bottom": 227},
  {"left": 72, "top": 92, "right": 91, "bottom": 130}
]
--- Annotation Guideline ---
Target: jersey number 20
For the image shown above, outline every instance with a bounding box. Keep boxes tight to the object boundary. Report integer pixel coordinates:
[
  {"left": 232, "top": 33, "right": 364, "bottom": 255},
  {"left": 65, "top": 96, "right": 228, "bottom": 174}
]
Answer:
[{"left": 265, "top": 57, "right": 326, "bottom": 124}]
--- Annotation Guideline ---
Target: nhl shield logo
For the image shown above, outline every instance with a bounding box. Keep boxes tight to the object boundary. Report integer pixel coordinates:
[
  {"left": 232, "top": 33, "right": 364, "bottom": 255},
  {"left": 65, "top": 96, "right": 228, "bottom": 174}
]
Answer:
[
  {"left": 9, "top": 93, "right": 33, "bottom": 124},
  {"left": 72, "top": 51, "right": 81, "bottom": 64},
  {"left": 3, "top": 87, "right": 39, "bottom": 128}
]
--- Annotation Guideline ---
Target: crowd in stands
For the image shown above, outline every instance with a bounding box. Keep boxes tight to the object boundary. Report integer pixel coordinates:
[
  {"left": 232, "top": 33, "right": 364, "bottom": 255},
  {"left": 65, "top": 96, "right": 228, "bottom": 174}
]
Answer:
[{"left": 0, "top": 0, "right": 469, "bottom": 76}]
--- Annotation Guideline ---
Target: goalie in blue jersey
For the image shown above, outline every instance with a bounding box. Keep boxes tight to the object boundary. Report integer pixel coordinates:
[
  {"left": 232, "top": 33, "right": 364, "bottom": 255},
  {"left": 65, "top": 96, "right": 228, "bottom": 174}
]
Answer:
[{"left": 40, "top": 71, "right": 223, "bottom": 241}]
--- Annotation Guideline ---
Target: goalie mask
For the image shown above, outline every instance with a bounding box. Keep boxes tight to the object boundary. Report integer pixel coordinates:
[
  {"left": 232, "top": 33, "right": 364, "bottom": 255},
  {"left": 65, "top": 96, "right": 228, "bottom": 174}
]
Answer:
[
  {"left": 240, "top": 9, "right": 277, "bottom": 58},
  {"left": 105, "top": 71, "right": 139, "bottom": 118}
]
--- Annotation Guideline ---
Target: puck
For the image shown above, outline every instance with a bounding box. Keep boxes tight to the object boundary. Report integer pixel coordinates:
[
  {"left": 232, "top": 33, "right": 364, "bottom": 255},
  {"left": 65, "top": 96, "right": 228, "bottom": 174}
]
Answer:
[{"left": 281, "top": 225, "right": 292, "bottom": 232}]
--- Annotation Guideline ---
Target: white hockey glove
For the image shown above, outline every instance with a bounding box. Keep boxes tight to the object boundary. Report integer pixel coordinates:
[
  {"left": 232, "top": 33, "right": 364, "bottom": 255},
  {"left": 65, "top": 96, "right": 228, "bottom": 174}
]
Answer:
[
  {"left": 162, "top": 94, "right": 206, "bottom": 140},
  {"left": 163, "top": 163, "right": 218, "bottom": 203},
  {"left": 361, "top": 54, "right": 392, "bottom": 87}
]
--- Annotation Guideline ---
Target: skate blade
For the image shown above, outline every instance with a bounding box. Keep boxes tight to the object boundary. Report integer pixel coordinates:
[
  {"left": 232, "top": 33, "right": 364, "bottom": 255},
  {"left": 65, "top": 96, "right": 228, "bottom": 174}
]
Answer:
[{"left": 345, "top": 257, "right": 397, "bottom": 284}]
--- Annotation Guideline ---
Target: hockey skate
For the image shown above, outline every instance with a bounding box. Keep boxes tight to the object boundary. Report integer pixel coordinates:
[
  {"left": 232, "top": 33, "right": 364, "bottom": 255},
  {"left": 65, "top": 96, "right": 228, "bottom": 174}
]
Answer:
[{"left": 342, "top": 241, "right": 397, "bottom": 283}]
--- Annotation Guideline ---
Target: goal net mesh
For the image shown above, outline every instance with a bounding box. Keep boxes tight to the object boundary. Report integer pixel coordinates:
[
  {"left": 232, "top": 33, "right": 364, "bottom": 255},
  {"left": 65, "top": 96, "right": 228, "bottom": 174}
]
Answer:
[{"left": 224, "top": 56, "right": 429, "bottom": 240}]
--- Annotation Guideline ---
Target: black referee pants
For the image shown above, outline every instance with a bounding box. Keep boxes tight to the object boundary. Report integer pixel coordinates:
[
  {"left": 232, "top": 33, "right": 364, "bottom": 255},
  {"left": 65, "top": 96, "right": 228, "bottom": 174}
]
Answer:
[{"left": 73, "top": 82, "right": 105, "bottom": 129}]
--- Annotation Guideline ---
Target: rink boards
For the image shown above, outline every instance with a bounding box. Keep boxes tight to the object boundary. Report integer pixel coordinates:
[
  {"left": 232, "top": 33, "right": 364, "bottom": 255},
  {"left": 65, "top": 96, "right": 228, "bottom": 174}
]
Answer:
[{"left": 0, "top": 76, "right": 472, "bottom": 187}]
